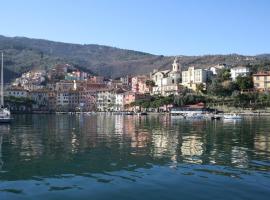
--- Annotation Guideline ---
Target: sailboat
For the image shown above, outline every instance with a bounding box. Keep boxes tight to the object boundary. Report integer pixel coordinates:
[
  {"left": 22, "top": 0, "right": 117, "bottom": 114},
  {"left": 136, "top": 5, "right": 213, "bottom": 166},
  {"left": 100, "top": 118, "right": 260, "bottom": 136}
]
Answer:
[{"left": 0, "top": 52, "right": 12, "bottom": 123}]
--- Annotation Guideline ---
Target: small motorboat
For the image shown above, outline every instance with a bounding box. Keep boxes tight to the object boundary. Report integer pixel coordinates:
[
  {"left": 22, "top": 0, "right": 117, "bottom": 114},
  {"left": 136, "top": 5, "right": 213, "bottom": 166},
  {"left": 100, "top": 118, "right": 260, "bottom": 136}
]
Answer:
[
  {"left": 0, "top": 108, "right": 12, "bottom": 123},
  {"left": 186, "top": 113, "right": 204, "bottom": 119},
  {"left": 124, "top": 111, "right": 134, "bottom": 115},
  {"left": 211, "top": 114, "right": 222, "bottom": 120},
  {"left": 137, "top": 112, "right": 147, "bottom": 116}
]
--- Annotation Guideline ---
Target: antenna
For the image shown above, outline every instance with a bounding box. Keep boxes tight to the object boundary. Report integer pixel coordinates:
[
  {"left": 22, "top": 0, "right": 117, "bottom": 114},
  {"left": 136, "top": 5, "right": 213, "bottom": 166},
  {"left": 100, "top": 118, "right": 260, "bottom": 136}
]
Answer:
[{"left": 1, "top": 52, "right": 3, "bottom": 107}]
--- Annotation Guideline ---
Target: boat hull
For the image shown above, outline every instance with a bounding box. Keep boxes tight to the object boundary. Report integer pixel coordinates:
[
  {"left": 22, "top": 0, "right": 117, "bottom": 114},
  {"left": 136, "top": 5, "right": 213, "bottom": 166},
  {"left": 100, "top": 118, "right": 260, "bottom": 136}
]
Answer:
[{"left": 223, "top": 115, "right": 242, "bottom": 119}]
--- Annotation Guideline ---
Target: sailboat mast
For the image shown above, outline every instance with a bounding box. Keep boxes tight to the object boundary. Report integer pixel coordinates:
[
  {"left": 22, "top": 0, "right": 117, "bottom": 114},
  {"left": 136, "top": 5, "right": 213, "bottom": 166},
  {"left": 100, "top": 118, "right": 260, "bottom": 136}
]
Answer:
[{"left": 1, "top": 52, "right": 3, "bottom": 107}]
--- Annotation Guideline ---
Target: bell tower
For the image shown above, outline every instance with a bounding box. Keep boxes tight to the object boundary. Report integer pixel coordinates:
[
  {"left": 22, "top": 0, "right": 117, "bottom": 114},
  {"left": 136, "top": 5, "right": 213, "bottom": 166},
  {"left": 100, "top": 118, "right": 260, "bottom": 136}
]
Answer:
[{"left": 172, "top": 57, "right": 180, "bottom": 72}]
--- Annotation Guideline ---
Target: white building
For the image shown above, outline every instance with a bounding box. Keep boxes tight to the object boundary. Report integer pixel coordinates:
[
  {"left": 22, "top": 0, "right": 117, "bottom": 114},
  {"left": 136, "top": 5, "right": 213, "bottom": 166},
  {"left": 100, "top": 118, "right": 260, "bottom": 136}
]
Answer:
[
  {"left": 209, "top": 64, "right": 227, "bottom": 75},
  {"left": 120, "top": 75, "right": 131, "bottom": 86},
  {"left": 96, "top": 89, "right": 116, "bottom": 111},
  {"left": 114, "top": 92, "right": 125, "bottom": 111},
  {"left": 30, "top": 90, "right": 50, "bottom": 110},
  {"left": 151, "top": 57, "right": 181, "bottom": 96},
  {"left": 56, "top": 91, "right": 69, "bottom": 109},
  {"left": 230, "top": 66, "right": 250, "bottom": 81}
]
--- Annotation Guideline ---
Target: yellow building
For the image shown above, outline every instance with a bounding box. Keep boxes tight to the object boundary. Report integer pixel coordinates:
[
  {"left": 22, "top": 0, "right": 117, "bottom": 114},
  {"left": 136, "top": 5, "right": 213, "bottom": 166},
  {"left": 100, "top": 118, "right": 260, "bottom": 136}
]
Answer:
[
  {"left": 181, "top": 66, "right": 209, "bottom": 91},
  {"left": 253, "top": 72, "right": 270, "bottom": 91}
]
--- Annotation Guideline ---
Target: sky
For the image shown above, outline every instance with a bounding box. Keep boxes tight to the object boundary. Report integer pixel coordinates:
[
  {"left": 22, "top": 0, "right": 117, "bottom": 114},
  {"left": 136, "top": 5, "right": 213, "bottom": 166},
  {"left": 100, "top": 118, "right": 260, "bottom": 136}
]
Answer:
[{"left": 0, "top": 0, "right": 269, "bottom": 55}]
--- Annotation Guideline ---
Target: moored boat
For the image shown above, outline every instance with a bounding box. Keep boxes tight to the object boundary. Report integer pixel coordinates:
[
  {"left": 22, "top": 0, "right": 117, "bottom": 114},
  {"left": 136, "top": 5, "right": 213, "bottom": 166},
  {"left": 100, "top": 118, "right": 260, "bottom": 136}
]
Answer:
[
  {"left": 185, "top": 113, "right": 204, "bottom": 119},
  {"left": 210, "top": 114, "right": 222, "bottom": 120}
]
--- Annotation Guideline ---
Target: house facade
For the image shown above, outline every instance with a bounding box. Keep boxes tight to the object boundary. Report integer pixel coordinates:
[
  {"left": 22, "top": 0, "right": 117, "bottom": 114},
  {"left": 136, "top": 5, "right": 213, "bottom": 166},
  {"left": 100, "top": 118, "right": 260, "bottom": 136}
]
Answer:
[
  {"left": 151, "top": 58, "right": 181, "bottom": 96},
  {"left": 181, "top": 67, "right": 209, "bottom": 91},
  {"left": 253, "top": 72, "right": 270, "bottom": 91},
  {"left": 6, "top": 87, "right": 29, "bottom": 98},
  {"left": 114, "top": 93, "right": 125, "bottom": 111},
  {"left": 96, "top": 89, "right": 116, "bottom": 111},
  {"left": 131, "top": 75, "right": 150, "bottom": 94},
  {"left": 231, "top": 66, "right": 250, "bottom": 81}
]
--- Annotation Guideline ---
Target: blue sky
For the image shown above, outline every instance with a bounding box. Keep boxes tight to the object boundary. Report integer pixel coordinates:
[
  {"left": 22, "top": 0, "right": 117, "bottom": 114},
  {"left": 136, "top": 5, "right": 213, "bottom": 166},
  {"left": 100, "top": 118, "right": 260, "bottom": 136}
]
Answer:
[{"left": 0, "top": 0, "right": 269, "bottom": 55}]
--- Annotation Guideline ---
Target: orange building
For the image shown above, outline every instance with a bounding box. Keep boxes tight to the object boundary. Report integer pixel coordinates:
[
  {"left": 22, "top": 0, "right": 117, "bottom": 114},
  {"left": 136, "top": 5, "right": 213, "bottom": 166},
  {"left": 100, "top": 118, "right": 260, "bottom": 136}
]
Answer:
[{"left": 253, "top": 72, "right": 270, "bottom": 91}]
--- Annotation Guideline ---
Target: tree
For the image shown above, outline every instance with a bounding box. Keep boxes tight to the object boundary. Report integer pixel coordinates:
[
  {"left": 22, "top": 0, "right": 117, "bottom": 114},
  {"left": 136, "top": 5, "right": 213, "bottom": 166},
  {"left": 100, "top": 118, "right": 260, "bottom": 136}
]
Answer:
[
  {"left": 145, "top": 80, "right": 155, "bottom": 87},
  {"left": 196, "top": 83, "right": 205, "bottom": 94},
  {"left": 207, "top": 79, "right": 225, "bottom": 96},
  {"left": 236, "top": 76, "right": 254, "bottom": 90},
  {"left": 217, "top": 68, "right": 231, "bottom": 82}
]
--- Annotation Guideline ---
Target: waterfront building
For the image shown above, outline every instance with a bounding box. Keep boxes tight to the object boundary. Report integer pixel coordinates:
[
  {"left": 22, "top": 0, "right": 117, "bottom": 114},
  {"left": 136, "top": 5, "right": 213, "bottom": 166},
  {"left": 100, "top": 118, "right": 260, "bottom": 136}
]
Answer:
[
  {"left": 123, "top": 91, "right": 136, "bottom": 107},
  {"left": 56, "top": 90, "right": 70, "bottom": 111},
  {"left": 55, "top": 80, "right": 97, "bottom": 112},
  {"left": 79, "top": 89, "right": 96, "bottom": 111},
  {"left": 48, "top": 91, "right": 57, "bottom": 111},
  {"left": 114, "top": 93, "right": 125, "bottom": 111},
  {"left": 67, "top": 90, "right": 80, "bottom": 111},
  {"left": 56, "top": 90, "right": 80, "bottom": 111},
  {"left": 29, "top": 89, "right": 50, "bottom": 110},
  {"left": 96, "top": 89, "right": 116, "bottom": 111},
  {"left": 230, "top": 66, "right": 250, "bottom": 81},
  {"left": 253, "top": 71, "right": 270, "bottom": 91},
  {"left": 124, "top": 91, "right": 150, "bottom": 110},
  {"left": 5, "top": 87, "right": 29, "bottom": 98}
]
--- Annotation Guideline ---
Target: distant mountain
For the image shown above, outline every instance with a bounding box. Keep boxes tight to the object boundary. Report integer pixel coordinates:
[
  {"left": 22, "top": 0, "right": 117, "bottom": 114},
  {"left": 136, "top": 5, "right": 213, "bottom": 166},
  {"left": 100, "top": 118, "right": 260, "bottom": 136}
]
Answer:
[{"left": 0, "top": 35, "right": 270, "bottom": 83}]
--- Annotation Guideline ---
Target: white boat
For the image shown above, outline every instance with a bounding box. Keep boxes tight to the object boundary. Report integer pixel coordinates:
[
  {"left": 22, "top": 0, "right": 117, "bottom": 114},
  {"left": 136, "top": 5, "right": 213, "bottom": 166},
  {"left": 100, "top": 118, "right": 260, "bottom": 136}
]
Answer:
[
  {"left": 223, "top": 113, "right": 242, "bottom": 120},
  {"left": 0, "top": 52, "right": 12, "bottom": 123},
  {"left": 0, "top": 108, "right": 11, "bottom": 123}
]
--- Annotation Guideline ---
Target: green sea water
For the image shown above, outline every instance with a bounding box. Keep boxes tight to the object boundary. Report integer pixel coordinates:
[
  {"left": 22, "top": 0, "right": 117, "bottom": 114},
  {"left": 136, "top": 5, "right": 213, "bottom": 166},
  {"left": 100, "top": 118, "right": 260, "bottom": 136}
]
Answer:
[{"left": 0, "top": 114, "right": 269, "bottom": 200}]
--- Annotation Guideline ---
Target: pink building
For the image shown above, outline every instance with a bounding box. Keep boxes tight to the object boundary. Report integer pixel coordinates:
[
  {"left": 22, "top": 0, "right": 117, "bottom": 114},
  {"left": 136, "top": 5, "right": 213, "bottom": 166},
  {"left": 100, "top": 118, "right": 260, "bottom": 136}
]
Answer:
[
  {"left": 131, "top": 75, "right": 150, "bottom": 94},
  {"left": 89, "top": 76, "right": 104, "bottom": 84},
  {"left": 124, "top": 92, "right": 136, "bottom": 106},
  {"left": 124, "top": 92, "right": 150, "bottom": 106}
]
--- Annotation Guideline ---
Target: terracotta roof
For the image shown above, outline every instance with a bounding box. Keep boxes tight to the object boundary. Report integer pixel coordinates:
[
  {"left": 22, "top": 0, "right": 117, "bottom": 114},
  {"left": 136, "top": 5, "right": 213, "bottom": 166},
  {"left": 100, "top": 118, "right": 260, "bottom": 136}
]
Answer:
[
  {"left": 7, "top": 87, "right": 28, "bottom": 91},
  {"left": 253, "top": 72, "right": 270, "bottom": 76}
]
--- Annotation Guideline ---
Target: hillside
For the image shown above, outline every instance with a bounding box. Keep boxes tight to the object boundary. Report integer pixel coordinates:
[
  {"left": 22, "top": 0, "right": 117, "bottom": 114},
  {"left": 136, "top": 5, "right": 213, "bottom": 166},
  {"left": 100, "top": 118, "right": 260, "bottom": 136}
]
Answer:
[{"left": 1, "top": 35, "right": 270, "bottom": 83}]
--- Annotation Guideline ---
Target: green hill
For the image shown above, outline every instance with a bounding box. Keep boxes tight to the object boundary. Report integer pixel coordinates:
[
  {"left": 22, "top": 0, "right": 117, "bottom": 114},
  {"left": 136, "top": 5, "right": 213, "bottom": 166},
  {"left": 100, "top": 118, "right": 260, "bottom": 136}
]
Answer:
[{"left": 1, "top": 35, "right": 270, "bottom": 83}]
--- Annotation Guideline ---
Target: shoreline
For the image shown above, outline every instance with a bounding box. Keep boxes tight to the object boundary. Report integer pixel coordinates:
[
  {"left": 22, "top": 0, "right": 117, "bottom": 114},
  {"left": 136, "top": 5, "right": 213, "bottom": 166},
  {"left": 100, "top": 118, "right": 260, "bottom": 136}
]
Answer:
[{"left": 9, "top": 111, "right": 270, "bottom": 116}]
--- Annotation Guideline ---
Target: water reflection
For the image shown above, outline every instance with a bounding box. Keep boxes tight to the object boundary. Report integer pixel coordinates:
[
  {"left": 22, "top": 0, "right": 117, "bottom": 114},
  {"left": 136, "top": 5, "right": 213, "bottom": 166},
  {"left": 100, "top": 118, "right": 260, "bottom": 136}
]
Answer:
[{"left": 0, "top": 114, "right": 270, "bottom": 181}]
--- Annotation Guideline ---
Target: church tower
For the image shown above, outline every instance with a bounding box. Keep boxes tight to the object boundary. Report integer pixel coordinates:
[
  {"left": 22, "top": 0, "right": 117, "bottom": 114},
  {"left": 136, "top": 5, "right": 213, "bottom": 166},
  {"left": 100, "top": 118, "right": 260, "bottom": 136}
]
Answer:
[{"left": 172, "top": 57, "right": 181, "bottom": 72}]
